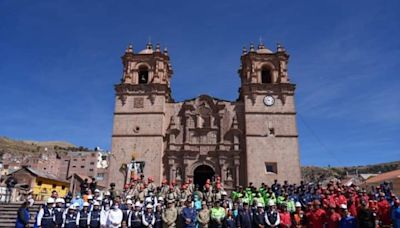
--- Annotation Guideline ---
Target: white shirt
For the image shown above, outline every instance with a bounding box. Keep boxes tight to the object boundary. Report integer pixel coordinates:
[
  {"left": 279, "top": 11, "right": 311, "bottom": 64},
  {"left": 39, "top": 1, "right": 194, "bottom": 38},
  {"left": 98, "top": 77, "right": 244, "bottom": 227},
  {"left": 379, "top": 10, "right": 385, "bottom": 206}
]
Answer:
[
  {"left": 100, "top": 209, "right": 110, "bottom": 226},
  {"left": 107, "top": 208, "right": 123, "bottom": 228}
]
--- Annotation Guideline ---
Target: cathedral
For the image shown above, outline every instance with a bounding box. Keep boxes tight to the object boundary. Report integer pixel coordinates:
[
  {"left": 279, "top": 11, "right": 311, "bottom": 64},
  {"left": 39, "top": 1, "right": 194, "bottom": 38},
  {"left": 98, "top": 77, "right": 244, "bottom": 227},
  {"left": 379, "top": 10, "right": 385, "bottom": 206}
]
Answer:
[{"left": 107, "top": 41, "right": 301, "bottom": 190}]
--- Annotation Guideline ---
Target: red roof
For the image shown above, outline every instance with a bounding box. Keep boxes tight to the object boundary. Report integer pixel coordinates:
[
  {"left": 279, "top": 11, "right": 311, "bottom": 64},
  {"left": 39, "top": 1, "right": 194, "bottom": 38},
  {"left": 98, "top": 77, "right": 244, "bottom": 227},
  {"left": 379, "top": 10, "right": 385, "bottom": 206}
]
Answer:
[{"left": 366, "top": 169, "right": 400, "bottom": 184}]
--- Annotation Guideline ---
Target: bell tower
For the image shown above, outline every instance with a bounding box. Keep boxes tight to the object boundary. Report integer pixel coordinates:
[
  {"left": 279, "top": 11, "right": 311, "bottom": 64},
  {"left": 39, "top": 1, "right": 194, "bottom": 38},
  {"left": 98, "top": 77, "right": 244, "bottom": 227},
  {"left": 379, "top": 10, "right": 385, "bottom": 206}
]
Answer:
[
  {"left": 108, "top": 42, "right": 173, "bottom": 187},
  {"left": 239, "top": 41, "right": 301, "bottom": 186}
]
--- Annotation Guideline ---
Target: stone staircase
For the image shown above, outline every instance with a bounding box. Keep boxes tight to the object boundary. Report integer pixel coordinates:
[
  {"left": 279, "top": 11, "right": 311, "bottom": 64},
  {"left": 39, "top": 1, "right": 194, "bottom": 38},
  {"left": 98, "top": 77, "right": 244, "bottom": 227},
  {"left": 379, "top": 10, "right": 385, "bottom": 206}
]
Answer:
[{"left": 0, "top": 202, "right": 41, "bottom": 228}]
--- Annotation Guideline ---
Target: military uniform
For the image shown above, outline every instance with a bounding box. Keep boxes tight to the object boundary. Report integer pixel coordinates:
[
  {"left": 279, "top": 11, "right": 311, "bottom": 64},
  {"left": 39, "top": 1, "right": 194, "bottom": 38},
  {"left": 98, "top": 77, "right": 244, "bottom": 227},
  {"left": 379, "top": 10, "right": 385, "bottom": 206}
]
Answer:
[
  {"left": 197, "top": 208, "right": 210, "bottom": 228},
  {"left": 162, "top": 206, "right": 178, "bottom": 228}
]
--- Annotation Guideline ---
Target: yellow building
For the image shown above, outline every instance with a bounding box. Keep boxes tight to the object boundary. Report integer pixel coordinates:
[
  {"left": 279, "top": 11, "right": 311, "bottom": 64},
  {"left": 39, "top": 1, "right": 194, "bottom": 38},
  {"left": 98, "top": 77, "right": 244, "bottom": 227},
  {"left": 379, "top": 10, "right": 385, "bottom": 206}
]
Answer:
[{"left": 8, "top": 167, "right": 69, "bottom": 201}]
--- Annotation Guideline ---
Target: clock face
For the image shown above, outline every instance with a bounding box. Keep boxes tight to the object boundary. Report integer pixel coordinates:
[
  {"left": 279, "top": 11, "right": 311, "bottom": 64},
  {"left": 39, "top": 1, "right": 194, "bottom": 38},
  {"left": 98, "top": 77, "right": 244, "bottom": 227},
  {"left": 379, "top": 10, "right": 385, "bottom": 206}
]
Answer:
[{"left": 263, "top": 96, "right": 275, "bottom": 106}]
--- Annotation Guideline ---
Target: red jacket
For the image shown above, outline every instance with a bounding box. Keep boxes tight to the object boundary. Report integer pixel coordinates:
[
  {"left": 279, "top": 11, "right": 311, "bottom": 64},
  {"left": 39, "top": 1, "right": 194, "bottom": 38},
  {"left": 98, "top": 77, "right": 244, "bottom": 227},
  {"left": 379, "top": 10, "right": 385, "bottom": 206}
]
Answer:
[
  {"left": 309, "top": 209, "right": 327, "bottom": 228},
  {"left": 327, "top": 211, "right": 341, "bottom": 228},
  {"left": 377, "top": 199, "right": 391, "bottom": 225},
  {"left": 279, "top": 212, "right": 291, "bottom": 227}
]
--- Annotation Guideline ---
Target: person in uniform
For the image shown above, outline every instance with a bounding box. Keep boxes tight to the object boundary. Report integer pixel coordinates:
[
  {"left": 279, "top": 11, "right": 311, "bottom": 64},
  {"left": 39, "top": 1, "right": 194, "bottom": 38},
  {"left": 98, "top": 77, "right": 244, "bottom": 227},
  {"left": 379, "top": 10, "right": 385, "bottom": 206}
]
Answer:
[
  {"left": 77, "top": 202, "right": 90, "bottom": 228},
  {"left": 54, "top": 198, "right": 65, "bottom": 227},
  {"left": 162, "top": 200, "right": 178, "bottom": 228},
  {"left": 37, "top": 198, "right": 56, "bottom": 228},
  {"left": 210, "top": 201, "right": 225, "bottom": 228},
  {"left": 265, "top": 200, "right": 280, "bottom": 228},
  {"left": 142, "top": 204, "right": 156, "bottom": 228},
  {"left": 197, "top": 201, "right": 210, "bottom": 228},
  {"left": 128, "top": 202, "right": 143, "bottom": 228},
  {"left": 63, "top": 205, "right": 78, "bottom": 228},
  {"left": 88, "top": 201, "right": 101, "bottom": 228}
]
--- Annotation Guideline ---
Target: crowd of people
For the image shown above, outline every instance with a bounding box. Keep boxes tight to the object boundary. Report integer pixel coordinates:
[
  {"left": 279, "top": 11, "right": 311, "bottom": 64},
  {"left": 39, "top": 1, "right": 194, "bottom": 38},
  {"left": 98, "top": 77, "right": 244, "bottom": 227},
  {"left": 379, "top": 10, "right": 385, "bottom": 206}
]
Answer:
[{"left": 15, "top": 175, "right": 400, "bottom": 228}]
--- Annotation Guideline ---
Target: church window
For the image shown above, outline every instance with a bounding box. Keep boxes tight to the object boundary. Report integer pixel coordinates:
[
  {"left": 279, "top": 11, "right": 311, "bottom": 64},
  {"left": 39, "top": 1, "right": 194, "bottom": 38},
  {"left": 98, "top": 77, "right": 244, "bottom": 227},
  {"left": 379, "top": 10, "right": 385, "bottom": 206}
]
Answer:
[
  {"left": 265, "top": 162, "right": 277, "bottom": 174},
  {"left": 138, "top": 66, "right": 149, "bottom": 84},
  {"left": 261, "top": 68, "right": 272, "bottom": 84}
]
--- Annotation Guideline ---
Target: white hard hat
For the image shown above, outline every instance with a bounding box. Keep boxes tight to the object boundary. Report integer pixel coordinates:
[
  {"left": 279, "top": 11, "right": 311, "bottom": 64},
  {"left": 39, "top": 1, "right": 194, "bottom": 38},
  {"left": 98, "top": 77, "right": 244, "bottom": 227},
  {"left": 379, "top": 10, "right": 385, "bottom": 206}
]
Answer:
[
  {"left": 257, "top": 203, "right": 264, "bottom": 208},
  {"left": 221, "top": 191, "right": 227, "bottom": 196},
  {"left": 340, "top": 204, "right": 347, "bottom": 209},
  {"left": 94, "top": 189, "right": 100, "bottom": 193},
  {"left": 158, "top": 197, "right": 164, "bottom": 201},
  {"left": 295, "top": 202, "right": 302, "bottom": 207},
  {"left": 56, "top": 198, "right": 64, "bottom": 203},
  {"left": 268, "top": 200, "right": 276, "bottom": 206},
  {"left": 69, "top": 205, "right": 76, "bottom": 210},
  {"left": 93, "top": 201, "right": 100, "bottom": 206},
  {"left": 83, "top": 202, "right": 90, "bottom": 207},
  {"left": 126, "top": 195, "right": 132, "bottom": 199},
  {"left": 135, "top": 202, "right": 142, "bottom": 207},
  {"left": 87, "top": 195, "right": 93, "bottom": 200},
  {"left": 104, "top": 191, "right": 111, "bottom": 196},
  {"left": 47, "top": 198, "right": 55, "bottom": 204},
  {"left": 73, "top": 202, "right": 80, "bottom": 207},
  {"left": 127, "top": 200, "right": 133, "bottom": 205},
  {"left": 146, "top": 204, "right": 153, "bottom": 209}
]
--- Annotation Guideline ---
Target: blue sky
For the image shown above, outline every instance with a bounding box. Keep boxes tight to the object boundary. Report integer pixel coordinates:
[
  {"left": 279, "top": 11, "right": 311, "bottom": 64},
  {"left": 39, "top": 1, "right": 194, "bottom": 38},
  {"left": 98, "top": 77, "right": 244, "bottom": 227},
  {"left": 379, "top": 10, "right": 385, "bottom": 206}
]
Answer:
[{"left": 0, "top": 0, "right": 399, "bottom": 166}]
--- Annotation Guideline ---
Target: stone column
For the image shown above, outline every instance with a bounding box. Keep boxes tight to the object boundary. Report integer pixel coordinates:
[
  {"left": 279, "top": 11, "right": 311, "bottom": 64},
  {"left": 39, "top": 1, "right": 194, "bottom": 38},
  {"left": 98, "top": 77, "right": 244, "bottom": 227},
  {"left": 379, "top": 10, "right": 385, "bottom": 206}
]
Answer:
[
  {"left": 183, "top": 156, "right": 190, "bottom": 182},
  {"left": 168, "top": 157, "right": 176, "bottom": 183},
  {"left": 219, "top": 156, "right": 227, "bottom": 182},
  {"left": 234, "top": 156, "right": 241, "bottom": 186}
]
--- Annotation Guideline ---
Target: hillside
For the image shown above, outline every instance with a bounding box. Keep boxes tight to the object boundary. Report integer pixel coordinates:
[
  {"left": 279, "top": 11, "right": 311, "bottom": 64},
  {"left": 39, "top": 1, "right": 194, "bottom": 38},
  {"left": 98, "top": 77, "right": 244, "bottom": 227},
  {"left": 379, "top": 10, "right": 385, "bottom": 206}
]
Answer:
[
  {"left": 0, "top": 136, "right": 92, "bottom": 158},
  {"left": 302, "top": 160, "right": 400, "bottom": 182}
]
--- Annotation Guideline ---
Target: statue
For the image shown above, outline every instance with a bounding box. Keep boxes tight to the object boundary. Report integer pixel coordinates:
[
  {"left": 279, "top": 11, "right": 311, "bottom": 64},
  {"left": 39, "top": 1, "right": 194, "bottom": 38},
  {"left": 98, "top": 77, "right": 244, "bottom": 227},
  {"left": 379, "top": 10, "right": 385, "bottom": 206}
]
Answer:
[
  {"left": 226, "top": 168, "right": 233, "bottom": 181},
  {"left": 176, "top": 167, "right": 182, "bottom": 181}
]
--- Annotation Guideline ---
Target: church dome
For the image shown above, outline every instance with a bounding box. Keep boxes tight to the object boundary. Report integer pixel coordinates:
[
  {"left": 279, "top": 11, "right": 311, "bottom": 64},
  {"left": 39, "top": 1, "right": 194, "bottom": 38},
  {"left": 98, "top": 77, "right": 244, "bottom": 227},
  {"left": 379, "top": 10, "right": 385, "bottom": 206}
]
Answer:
[
  {"left": 139, "top": 42, "right": 154, "bottom": 54},
  {"left": 256, "top": 43, "right": 273, "bottom": 54}
]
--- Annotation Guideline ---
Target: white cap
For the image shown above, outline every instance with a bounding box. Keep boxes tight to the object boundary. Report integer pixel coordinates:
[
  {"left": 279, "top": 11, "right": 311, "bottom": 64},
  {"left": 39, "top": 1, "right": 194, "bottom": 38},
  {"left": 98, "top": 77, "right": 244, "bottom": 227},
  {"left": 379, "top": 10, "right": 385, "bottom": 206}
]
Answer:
[
  {"left": 221, "top": 191, "right": 227, "bottom": 196},
  {"left": 83, "top": 202, "right": 90, "bottom": 207},
  {"left": 146, "top": 204, "right": 153, "bottom": 209},
  {"left": 56, "top": 198, "right": 64, "bottom": 203},
  {"left": 94, "top": 189, "right": 100, "bottom": 193},
  {"left": 127, "top": 200, "right": 133, "bottom": 205},
  {"left": 47, "top": 198, "right": 55, "bottom": 204},
  {"left": 93, "top": 201, "right": 100, "bottom": 206},
  {"left": 268, "top": 200, "right": 276, "bottom": 206},
  {"left": 295, "top": 202, "right": 302, "bottom": 207},
  {"left": 69, "top": 205, "right": 76, "bottom": 209},
  {"left": 87, "top": 195, "right": 93, "bottom": 200},
  {"left": 135, "top": 202, "right": 142, "bottom": 207},
  {"left": 257, "top": 203, "right": 264, "bottom": 207},
  {"left": 126, "top": 195, "right": 132, "bottom": 199},
  {"left": 104, "top": 191, "right": 111, "bottom": 196},
  {"left": 158, "top": 197, "right": 164, "bottom": 201},
  {"left": 340, "top": 204, "right": 347, "bottom": 209}
]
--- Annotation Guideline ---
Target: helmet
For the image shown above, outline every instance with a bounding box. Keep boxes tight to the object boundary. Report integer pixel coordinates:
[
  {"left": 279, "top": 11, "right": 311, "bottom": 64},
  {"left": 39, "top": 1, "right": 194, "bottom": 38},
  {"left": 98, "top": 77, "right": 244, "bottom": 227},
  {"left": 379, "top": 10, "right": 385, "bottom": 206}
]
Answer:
[
  {"left": 158, "top": 197, "right": 164, "bottom": 201},
  {"left": 146, "top": 204, "right": 153, "bottom": 209},
  {"left": 87, "top": 195, "right": 93, "bottom": 200},
  {"left": 93, "top": 201, "right": 100, "bottom": 206},
  {"left": 47, "top": 198, "right": 55, "bottom": 204},
  {"left": 135, "top": 202, "right": 142, "bottom": 207},
  {"left": 268, "top": 200, "right": 276, "bottom": 206},
  {"left": 295, "top": 202, "right": 302, "bottom": 207},
  {"left": 127, "top": 200, "right": 133, "bottom": 205},
  {"left": 256, "top": 203, "right": 264, "bottom": 208},
  {"left": 56, "top": 198, "right": 64, "bottom": 204},
  {"left": 340, "top": 204, "right": 347, "bottom": 209}
]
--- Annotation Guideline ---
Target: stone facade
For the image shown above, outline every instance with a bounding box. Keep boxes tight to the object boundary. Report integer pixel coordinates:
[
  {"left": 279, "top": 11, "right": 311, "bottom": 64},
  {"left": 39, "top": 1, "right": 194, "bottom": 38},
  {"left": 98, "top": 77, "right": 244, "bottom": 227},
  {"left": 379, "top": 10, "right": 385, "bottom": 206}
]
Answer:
[{"left": 107, "top": 42, "right": 301, "bottom": 189}]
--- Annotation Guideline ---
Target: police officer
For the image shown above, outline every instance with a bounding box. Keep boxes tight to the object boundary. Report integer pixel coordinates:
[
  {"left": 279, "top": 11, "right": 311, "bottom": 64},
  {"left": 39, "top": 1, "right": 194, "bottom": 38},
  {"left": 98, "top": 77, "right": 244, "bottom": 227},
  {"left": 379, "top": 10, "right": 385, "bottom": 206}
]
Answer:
[
  {"left": 37, "top": 198, "right": 56, "bottom": 228},
  {"left": 88, "top": 201, "right": 101, "bottom": 228},
  {"left": 77, "top": 202, "right": 90, "bottom": 227},
  {"left": 238, "top": 202, "right": 253, "bottom": 228}
]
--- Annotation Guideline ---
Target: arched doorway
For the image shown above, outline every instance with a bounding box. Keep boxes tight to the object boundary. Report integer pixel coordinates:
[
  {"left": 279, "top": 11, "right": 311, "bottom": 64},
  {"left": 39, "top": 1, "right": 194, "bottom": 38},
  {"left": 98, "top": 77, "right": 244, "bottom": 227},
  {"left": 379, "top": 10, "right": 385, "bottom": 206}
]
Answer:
[{"left": 194, "top": 165, "right": 215, "bottom": 189}]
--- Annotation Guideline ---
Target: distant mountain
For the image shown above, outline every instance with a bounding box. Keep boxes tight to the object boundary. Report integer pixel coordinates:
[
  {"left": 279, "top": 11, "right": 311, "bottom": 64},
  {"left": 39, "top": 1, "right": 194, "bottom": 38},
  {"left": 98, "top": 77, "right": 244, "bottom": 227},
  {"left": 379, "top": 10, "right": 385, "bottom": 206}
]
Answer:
[
  {"left": 0, "top": 136, "right": 92, "bottom": 157},
  {"left": 302, "top": 160, "right": 400, "bottom": 183}
]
